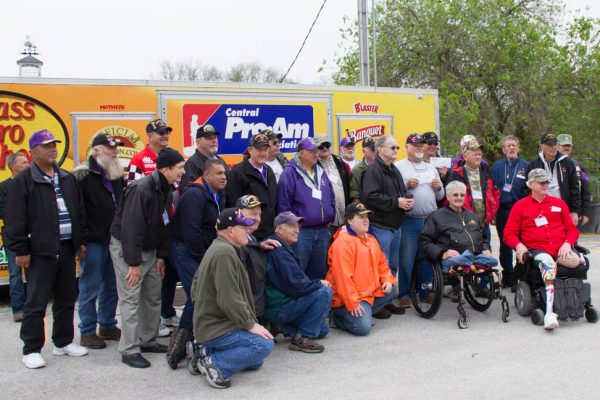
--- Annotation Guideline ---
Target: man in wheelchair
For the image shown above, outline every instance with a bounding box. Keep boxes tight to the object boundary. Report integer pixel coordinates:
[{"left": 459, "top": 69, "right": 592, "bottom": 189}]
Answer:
[{"left": 504, "top": 168, "right": 582, "bottom": 330}]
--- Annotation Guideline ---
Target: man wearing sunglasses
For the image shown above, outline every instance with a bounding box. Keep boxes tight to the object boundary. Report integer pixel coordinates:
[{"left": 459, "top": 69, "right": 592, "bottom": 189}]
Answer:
[
  {"left": 264, "top": 130, "right": 287, "bottom": 182},
  {"left": 127, "top": 119, "right": 172, "bottom": 183},
  {"left": 422, "top": 131, "right": 448, "bottom": 180},
  {"left": 180, "top": 124, "right": 230, "bottom": 189}
]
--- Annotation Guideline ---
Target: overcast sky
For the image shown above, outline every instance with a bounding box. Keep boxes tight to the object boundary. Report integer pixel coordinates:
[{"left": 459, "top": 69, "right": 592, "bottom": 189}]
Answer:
[{"left": 2, "top": 0, "right": 598, "bottom": 84}]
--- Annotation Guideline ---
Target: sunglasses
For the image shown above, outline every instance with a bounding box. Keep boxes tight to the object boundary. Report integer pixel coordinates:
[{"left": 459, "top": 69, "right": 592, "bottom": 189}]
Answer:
[
  {"left": 384, "top": 146, "right": 400, "bottom": 151},
  {"left": 156, "top": 130, "right": 171, "bottom": 136},
  {"left": 425, "top": 141, "right": 438, "bottom": 145},
  {"left": 451, "top": 193, "right": 466, "bottom": 198},
  {"left": 537, "top": 181, "right": 550, "bottom": 186},
  {"left": 317, "top": 144, "right": 331, "bottom": 150}
]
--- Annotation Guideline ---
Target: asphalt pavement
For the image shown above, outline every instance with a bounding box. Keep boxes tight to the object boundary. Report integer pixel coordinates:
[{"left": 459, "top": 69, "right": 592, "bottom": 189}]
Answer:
[{"left": 0, "top": 232, "right": 599, "bottom": 400}]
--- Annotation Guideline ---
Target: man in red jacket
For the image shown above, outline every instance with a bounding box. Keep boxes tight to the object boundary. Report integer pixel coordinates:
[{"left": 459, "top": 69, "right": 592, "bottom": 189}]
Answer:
[{"left": 504, "top": 168, "right": 581, "bottom": 330}]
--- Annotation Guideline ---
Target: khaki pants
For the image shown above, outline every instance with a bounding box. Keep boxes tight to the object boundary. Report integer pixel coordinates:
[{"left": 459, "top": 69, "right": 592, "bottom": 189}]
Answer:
[{"left": 110, "top": 237, "right": 161, "bottom": 355}]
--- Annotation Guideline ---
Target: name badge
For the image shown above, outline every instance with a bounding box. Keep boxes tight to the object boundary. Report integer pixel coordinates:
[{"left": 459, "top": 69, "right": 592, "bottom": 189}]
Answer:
[
  {"left": 551, "top": 206, "right": 562, "bottom": 212},
  {"left": 312, "top": 189, "right": 322, "bottom": 200},
  {"left": 516, "top": 174, "right": 526, "bottom": 180},
  {"left": 162, "top": 210, "right": 170, "bottom": 226},
  {"left": 502, "top": 183, "right": 512, "bottom": 193},
  {"left": 534, "top": 216, "right": 548, "bottom": 227},
  {"left": 472, "top": 190, "right": 483, "bottom": 200}
]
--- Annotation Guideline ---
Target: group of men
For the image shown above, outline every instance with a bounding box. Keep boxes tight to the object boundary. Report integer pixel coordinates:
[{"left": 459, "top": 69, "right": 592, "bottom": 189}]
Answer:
[{"left": 0, "top": 118, "right": 592, "bottom": 387}]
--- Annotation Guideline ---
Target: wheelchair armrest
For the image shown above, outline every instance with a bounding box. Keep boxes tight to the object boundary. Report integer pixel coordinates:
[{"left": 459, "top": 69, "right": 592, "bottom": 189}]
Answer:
[{"left": 574, "top": 244, "right": 590, "bottom": 255}]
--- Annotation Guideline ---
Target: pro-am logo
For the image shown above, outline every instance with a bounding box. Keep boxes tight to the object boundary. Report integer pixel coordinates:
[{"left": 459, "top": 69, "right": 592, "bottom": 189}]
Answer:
[
  {"left": 346, "top": 125, "right": 385, "bottom": 143},
  {"left": 182, "top": 104, "right": 313, "bottom": 155}
]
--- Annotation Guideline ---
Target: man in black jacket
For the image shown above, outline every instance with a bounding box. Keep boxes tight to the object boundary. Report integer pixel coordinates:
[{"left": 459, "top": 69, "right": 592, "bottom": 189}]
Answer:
[
  {"left": 528, "top": 133, "right": 581, "bottom": 225},
  {"left": 180, "top": 124, "right": 229, "bottom": 189},
  {"left": 226, "top": 133, "right": 278, "bottom": 240},
  {"left": 72, "top": 134, "right": 125, "bottom": 349},
  {"left": 110, "top": 147, "right": 185, "bottom": 368},
  {"left": 5, "top": 129, "right": 89, "bottom": 369},
  {"left": 361, "top": 135, "right": 413, "bottom": 314}
]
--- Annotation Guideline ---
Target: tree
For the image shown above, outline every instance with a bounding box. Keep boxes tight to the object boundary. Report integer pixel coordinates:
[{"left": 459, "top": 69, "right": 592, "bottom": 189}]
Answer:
[{"left": 155, "top": 60, "right": 290, "bottom": 83}]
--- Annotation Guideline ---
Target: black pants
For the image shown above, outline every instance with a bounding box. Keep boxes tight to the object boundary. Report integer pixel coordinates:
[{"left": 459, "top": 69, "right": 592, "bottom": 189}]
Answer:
[
  {"left": 495, "top": 207, "right": 516, "bottom": 284},
  {"left": 21, "top": 241, "right": 77, "bottom": 355}
]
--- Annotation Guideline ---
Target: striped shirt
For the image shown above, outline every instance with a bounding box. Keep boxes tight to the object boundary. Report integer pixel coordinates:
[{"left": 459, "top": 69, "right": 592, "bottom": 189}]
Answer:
[{"left": 44, "top": 173, "right": 72, "bottom": 240}]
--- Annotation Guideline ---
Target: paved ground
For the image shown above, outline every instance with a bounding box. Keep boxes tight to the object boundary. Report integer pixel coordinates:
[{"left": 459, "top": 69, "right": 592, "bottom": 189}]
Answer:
[{"left": 1, "top": 232, "right": 599, "bottom": 400}]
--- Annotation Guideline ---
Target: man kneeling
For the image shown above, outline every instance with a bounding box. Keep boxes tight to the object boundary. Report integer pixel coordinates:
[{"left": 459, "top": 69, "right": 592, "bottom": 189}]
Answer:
[
  {"left": 265, "top": 211, "right": 333, "bottom": 353},
  {"left": 190, "top": 208, "right": 274, "bottom": 389},
  {"left": 327, "top": 203, "right": 396, "bottom": 336}
]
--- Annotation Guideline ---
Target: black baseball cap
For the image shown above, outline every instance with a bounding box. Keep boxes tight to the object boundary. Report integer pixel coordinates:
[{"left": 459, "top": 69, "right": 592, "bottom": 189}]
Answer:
[
  {"left": 540, "top": 133, "right": 558, "bottom": 144},
  {"left": 235, "top": 194, "right": 265, "bottom": 209},
  {"left": 406, "top": 133, "right": 425, "bottom": 145},
  {"left": 345, "top": 203, "right": 373, "bottom": 219},
  {"left": 422, "top": 132, "right": 439, "bottom": 142},
  {"left": 196, "top": 124, "right": 221, "bottom": 138},
  {"left": 92, "top": 134, "right": 122, "bottom": 148},
  {"left": 216, "top": 208, "right": 256, "bottom": 230},
  {"left": 362, "top": 137, "right": 376, "bottom": 150},
  {"left": 146, "top": 119, "right": 172, "bottom": 134},
  {"left": 249, "top": 133, "right": 270, "bottom": 148},
  {"left": 260, "top": 129, "right": 282, "bottom": 140}
]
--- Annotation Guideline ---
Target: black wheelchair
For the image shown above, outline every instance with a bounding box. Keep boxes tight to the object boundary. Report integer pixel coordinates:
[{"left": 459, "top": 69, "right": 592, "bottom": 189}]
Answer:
[
  {"left": 410, "top": 257, "right": 510, "bottom": 329},
  {"left": 513, "top": 246, "right": 598, "bottom": 325}
]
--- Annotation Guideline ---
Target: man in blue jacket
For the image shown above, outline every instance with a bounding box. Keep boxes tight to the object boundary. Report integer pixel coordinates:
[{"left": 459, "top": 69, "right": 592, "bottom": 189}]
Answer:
[
  {"left": 167, "top": 159, "right": 227, "bottom": 369},
  {"left": 265, "top": 211, "right": 332, "bottom": 354},
  {"left": 491, "top": 136, "right": 528, "bottom": 289},
  {"left": 277, "top": 137, "right": 335, "bottom": 279}
]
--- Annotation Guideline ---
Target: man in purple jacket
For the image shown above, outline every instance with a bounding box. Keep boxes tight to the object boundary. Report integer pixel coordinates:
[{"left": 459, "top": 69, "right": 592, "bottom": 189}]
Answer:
[{"left": 277, "top": 137, "right": 335, "bottom": 280}]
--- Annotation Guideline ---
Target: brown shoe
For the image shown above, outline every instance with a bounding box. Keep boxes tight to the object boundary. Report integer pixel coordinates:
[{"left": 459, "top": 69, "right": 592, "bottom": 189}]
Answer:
[
  {"left": 398, "top": 298, "right": 412, "bottom": 308},
  {"left": 421, "top": 293, "right": 435, "bottom": 304},
  {"left": 384, "top": 303, "right": 406, "bottom": 315},
  {"left": 289, "top": 335, "right": 324, "bottom": 354},
  {"left": 81, "top": 334, "right": 107, "bottom": 349},
  {"left": 98, "top": 327, "right": 121, "bottom": 341},
  {"left": 13, "top": 311, "right": 24, "bottom": 323},
  {"left": 372, "top": 308, "right": 392, "bottom": 319}
]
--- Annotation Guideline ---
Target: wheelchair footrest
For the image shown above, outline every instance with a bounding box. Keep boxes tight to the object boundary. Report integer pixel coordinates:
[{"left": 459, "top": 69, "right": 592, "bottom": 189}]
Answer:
[{"left": 541, "top": 279, "right": 591, "bottom": 320}]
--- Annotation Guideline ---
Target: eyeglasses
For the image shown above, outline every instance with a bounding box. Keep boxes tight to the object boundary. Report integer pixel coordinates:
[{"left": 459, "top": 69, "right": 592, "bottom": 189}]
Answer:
[
  {"left": 425, "top": 141, "right": 438, "bottom": 145},
  {"left": 270, "top": 140, "right": 280, "bottom": 146},
  {"left": 317, "top": 144, "right": 331, "bottom": 150},
  {"left": 383, "top": 146, "right": 400, "bottom": 151},
  {"left": 451, "top": 193, "right": 466, "bottom": 198}
]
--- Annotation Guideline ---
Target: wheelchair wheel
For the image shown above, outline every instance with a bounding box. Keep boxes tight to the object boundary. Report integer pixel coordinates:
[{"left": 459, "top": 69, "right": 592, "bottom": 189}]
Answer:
[
  {"left": 515, "top": 281, "right": 533, "bottom": 316},
  {"left": 531, "top": 308, "right": 544, "bottom": 326},
  {"left": 585, "top": 307, "right": 598, "bottom": 323},
  {"left": 410, "top": 259, "right": 443, "bottom": 319},
  {"left": 457, "top": 315, "right": 471, "bottom": 329},
  {"left": 463, "top": 273, "right": 494, "bottom": 312}
]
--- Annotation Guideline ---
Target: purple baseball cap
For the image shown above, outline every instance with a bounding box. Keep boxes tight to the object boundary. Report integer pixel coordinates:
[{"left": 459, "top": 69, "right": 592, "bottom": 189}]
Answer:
[
  {"left": 274, "top": 211, "right": 304, "bottom": 227},
  {"left": 297, "top": 137, "right": 317, "bottom": 151},
  {"left": 29, "top": 129, "right": 62, "bottom": 150},
  {"left": 340, "top": 137, "right": 355, "bottom": 147}
]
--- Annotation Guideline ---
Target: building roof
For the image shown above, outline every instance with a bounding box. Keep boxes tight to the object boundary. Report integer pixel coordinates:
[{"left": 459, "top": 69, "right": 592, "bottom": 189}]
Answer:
[{"left": 17, "top": 55, "right": 43, "bottom": 65}]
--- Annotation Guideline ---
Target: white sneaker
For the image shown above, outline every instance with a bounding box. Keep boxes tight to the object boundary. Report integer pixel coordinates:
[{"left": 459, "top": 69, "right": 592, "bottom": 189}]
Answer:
[
  {"left": 23, "top": 352, "right": 46, "bottom": 369},
  {"left": 544, "top": 313, "right": 559, "bottom": 330},
  {"left": 158, "top": 322, "right": 172, "bottom": 337},
  {"left": 161, "top": 315, "right": 180, "bottom": 327},
  {"left": 52, "top": 343, "right": 89, "bottom": 357}
]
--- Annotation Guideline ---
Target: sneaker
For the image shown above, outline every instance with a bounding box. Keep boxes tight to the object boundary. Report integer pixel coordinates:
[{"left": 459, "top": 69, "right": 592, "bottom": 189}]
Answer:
[
  {"left": 158, "top": 322, "right": 172, "bottom": 337},
  {"left": 398, "top": 297, "right": 412, "bottom": 308},
  {"left": 161, "top": 315, "right": 180, "bottom": 328},
  {"left": 384, "top": 303, "right": 406, "bottom": 315},
  {"left": 167, "top": 327, "right": 191, "bottom": 369},
  {"left": 289, "top": 335, "right": 324, "bottom": 354},
  {"left": 23, "top": 352, "right": 46, "bottom": 369},
  {"left": 80, "top": 334, "right": 107, "bottom": 349},
  {"left": 328, "top": 317, "right": 340, "bottom": 329},
  {"left": 444, "top": 287, "right": 460, "bottom": 303},
  {"left": 198, "top": 356, "right": 231, "bottom": 389},
  {"left": 372, "top": 308, "right": 392, "bottom": 319},
  {"left": 13, "top": 311, "right": 24, "bottom": 323},
  {"left": 52, "top": 343, "right": 89, "bottom": 357},
  {"left": 98, "top": 326, "right": 121, "bottom": 341},
  {"left": 186, "top": 341, "right": 205, "bottom": 376},
  {"left": 544, "top": 313, "right": 559, "bottom": 330}
]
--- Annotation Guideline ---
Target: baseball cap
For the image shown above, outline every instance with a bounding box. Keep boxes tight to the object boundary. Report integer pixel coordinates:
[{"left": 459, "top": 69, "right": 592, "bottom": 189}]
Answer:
[
  {"left": 29, "top": 129, "right": 62, "bottom": 150},
  {"left": 260, "top": 129, "right": 282, "bottom": 140},
  {"left": 340, "top": 137, "right": 355, "bottom": 147},
  {"left": 235, "top": 194, "right": 265, "bottom": 209},
  {"left": 362, "top": 136, "right": 376, "bottom": 150},
  {"left": 314, "top": 135, "right": 332, "bottom": 148},
  {"left": 297, "top": 137, "right": 317, "bottom": 151},
  {"left": 557, "top": 134, "right": 572, "bottom": 146},
  {"left": 540, "top": 133, "right": 558, "bottom": 144},
  {"left": 196, "top": 124, "right": 221, "bottom": 138},
  {"left": 216, "top": 208, "right": 256, "bottom": 230},
  {"left": 406, "top": 133, "right": 425, "bottom": 145},
  {"left": 422, "top": 132, "right": 439, "bottom": 142},
  {"left": 462, "top": 139, "right": 483, "bottom": 154},
  {"left": 274, "top": 211, "right": 304, "bottom": 227},
  {"left": 344, "top": 202, "right": 373, "bottom": 219},
  {"left": 528, "top": 168, "right": 551, "bottom": 183},
  {"left": 92, "top": 134, "right": 123, "bottom": 148},
  {"left": 249, "top": 133, "right": 270, "bottom": 148},
  {"left": 460, "top": 135, "right": 478, "bottom": 150},
  {"left": 146, "top": 119, "right": 172, "bottom": 134}
]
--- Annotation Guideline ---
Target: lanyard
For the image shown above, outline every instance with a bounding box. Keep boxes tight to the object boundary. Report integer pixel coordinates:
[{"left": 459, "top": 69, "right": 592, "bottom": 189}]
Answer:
[{"left": 504, "top": 159, "right": 518, "bottom": 187}]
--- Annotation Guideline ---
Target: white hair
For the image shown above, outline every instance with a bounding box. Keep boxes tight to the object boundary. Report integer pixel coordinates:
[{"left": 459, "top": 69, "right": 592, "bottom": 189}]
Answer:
[{"left": 446, "top": 181, "right": 467, "bottom": 198}]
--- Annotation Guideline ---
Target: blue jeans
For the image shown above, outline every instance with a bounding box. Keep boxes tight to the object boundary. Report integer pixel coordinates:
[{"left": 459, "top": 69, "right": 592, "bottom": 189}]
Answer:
[
  {"left": 441, "top": 250, "right": 498, "bottom": 273},
  {"left": 370, "top": 225, "right": 401, "bottom": 296},
  {"left": 495, "top": 207, "right": 515, "bottom": 283},
  {"left": 161, "top": 258, "right": 178, "bottom": 319},
  {"left": 78, "top": 242, "right": 118, "bottom": 335},
  {"left": 398, "top": 217, "right": 431, "bottom": 299},
  {"left": 202, "top": 330, "right": 274, "bottom": 379},
  {"left": 291, "top": 227, "right": 330, "bottom": 279},
  {"left": 271, "top": 286, "right": 332, "bottom": 339},
  {"left": 6, "top": 247, "right": 25, "bottom": 313},
  {"left": 332, "top": 291, "right": 394, "bottom": 336},
  {"left": 169, "top": 241, "right": 200, "bottom": 332}
]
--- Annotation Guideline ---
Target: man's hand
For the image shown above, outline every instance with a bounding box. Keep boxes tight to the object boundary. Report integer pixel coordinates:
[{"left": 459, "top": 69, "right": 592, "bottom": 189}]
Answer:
[
  {"left": 350, "top": 304, "right": 365, "bottom": 318},
  {"left": 570, "top": 212, "right": 579, "bottom": 226},
  {"left": 381, "top": 282, "right": 392, "bottom": 293},
  {"left": 431, "top": 178, "right": 442, "bottom": 191},
  {"left": 482, "top": 249, "right": 493, "bottom": 256},
  {"left": 126, "top": 266, "right": 142, "bottom": 286},
  {"left": 406, "top": 178, "right": 420, "bottom": 189},
  {"left": 320, "top": 279, "right": 331, "bottom": 288},
  {"left": 16, "top": 254, "right": 31, "bottom": 269},
  {"left": 248, "top": 323, "right": 274, "bottom": 340},
  {"left": 442, "top": 249, "right": 460, "bottom": 260},
  {"left": 515, "top": 243, "right": 528, "bottom": 264},
  {"left": 156, "top": 258, "right": 165, "bottom": 279},
  {"left": 260, "top": 239, "right": 282, "bottom": 250},
  {"left": 557, "top": 242, "right": 573, "bottom": 262},
  {"left": 77, "top": 245, "right": 87, "bottom": 261},
  {"left": 398, "top": 197, "right": 414, "bottom": 210},
  {"left": 437, "top": 166, "right": 448, "bottom": 179},
  {"left": 581, "top": 215, "right": 590, "bottom": 226}
]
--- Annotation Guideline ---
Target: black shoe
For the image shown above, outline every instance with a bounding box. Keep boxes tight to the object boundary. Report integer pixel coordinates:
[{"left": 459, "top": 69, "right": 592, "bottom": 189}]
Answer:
[
  {"left": 141, "top": 343, "right": 168, "bottom": 353},
  {"left": 384, "top": 304, "right": 406, "bottom": 315},
  {"left": 167, "top": 328, "right": 191, "bottom": 369},
  {"left": 372, "top": 308, "right": 392, "bottom": 319},
  {"left": 122, "top": 353, "right": 151, "bottom": 368}
]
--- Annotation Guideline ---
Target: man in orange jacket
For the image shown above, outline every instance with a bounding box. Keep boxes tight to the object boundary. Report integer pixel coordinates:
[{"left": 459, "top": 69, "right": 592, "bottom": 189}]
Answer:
[{"left": 326, "top": 203, "right": 397, "bottom": 336}]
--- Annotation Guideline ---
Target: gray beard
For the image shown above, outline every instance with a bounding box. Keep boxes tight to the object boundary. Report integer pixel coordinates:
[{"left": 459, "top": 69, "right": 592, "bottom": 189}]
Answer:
[{"left": 97, "top": 154, "right": 124, "bottom": 180}]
